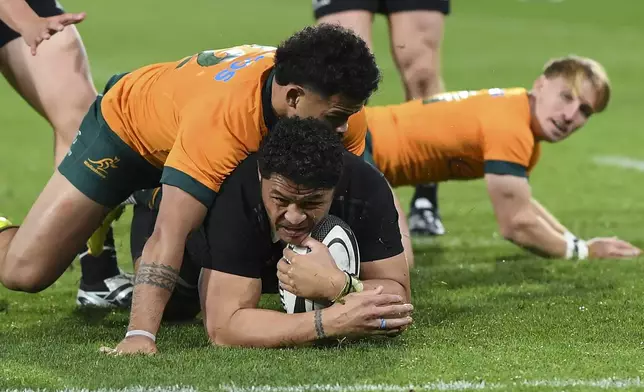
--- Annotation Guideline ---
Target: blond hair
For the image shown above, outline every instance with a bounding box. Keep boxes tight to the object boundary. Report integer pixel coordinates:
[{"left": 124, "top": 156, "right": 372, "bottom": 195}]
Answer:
[{"left": 542, "top": 55, "right": 610, "bottom": 113}]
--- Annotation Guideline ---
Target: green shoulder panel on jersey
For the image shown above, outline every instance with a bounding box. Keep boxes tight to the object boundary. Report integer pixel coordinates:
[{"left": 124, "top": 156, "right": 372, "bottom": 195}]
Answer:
[
  {"left": 161, "top": 167, "right": 217, "bottom": 207},
  {"left": 363, "top": 129, "right": 377, "bottom": 168},
  {"left": 103, "top": 72, "right": 129, "bottom": 93},
  {"left": 484, "top": 160, "right": 528, "bottom": 177}
]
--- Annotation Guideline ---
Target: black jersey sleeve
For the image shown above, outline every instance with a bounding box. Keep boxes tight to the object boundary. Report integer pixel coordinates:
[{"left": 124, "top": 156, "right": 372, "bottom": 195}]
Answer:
[
  {"left": 187, "top": 156, "right": 271, "bottom": 279},
  {"left": 339, "top": 154, "right": 404, "bottom": 262}
]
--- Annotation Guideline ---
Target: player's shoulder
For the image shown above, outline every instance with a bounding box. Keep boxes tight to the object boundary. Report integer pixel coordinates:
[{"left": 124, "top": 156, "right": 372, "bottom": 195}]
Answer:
[
  {"left": 338, "top": 152, "right": 389, "bottom": 195},
  {"left": 478, "top": 88, "right": 532, "bottom": 130},
  {"left": 177, "top": 45, "right": 276, "bottom": 88},
  {"left": 462, "top": 87, "right": 527, "bottom": 106},
  {"left": 178, "top": 46, "right": 277, "bottom": 133},
  {"left": 209, "top": 45, "right": 276, "bottom": 83},
  {"left": 204, "top": 153, "right": 264, "bottom": 236},
  {"left": 218, "top": 153, "right": 260, "bottom": 191},
  {"left": 482, "top": 87, "right": 527, "bottom": 97},
  {"left": 347, "top": 107, "right": 368, "bottom": 130},
  {"left": 477, "top": 87, "right": 529, "bottom": 110}
]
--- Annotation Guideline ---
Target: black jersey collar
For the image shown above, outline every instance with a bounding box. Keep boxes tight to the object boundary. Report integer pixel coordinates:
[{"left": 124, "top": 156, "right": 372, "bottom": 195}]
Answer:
[{"left": 262, "top": 68, "right": 279, "bottom": 131}]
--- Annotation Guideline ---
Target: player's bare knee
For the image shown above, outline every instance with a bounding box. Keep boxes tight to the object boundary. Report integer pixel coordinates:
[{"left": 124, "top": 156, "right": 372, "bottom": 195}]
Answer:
[
  {"left": 51, "top": 105, "right": 92, "bottom": 143},
  {"left": 47, "top": 78, "right": 96, "bottom": 142},
  {"left": 398, "top": 49, "right": 440, "bottom": 98},
  {"left": 206, "top": 325, "right": 226, "bottom": 347},
  {"left": 0, "top": 256, "right": 50, "bottom": 293}
]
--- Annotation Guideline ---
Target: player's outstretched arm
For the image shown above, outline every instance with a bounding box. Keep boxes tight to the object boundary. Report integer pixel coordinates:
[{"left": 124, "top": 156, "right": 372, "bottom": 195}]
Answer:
[
  {"left": 0, "top": 0, "right": 85, "bottom": 55},
  {"left": 530, "top": 198, "right": 571, "bottom": 235},
  {"left": 389, "top": 185, "right": 414, "bottom": 269},
  {"left": 113, "top": 185, "right": 207, "bottom": 355},
  {"left": 359, "top": 253, "right": 411, "bottom": 302},
  {"left": 486, "top": 174, "right": 642, "bottom": 260},
  {"left": 201, "top": 269, "right": 413, "bottom": 348},
  {"left": 487, "top": 174, "right": 574, "bottom": 257}
]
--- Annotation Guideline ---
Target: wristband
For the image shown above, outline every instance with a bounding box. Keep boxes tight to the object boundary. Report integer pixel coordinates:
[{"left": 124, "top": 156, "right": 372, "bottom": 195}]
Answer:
[
  {"left": 125, "top": 329, "right": 156, "bottom": 342},
  {"left": 563, "top": 231, "right": 577, "bottom": 242},
  {"left": 565, "top": 234, "right": 576, "bottom": 259},
  {"left": 566, "top": 236, "right": 589, "bottom": 261},
  {"left": 331, "top": 272, "right": 351, "bottom": 303},
  {"left": 348, "top": 273, "right": 364, "bottom": 293},
  {"left": 576, "top": 239, "right": 589, "bottom": 260}
]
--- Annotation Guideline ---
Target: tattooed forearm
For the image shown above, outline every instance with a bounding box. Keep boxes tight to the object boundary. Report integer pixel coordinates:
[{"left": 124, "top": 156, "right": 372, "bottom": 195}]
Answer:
[
  {"left": 314, "top": 309, "right": 327, "bottom": 339},
  {"left": 135, "top": 262, "right": 180, "bottom": 292}
]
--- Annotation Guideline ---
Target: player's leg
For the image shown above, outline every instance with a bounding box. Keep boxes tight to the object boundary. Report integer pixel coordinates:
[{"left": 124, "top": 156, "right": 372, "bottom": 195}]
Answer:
[
  {"left": 314, "top": 0, "right": 376, "bottom": 49},
  {"left": 0, "top": 172, "right": 110, "bottom": 292},
  {"left": 0, "top": 3, "right": 95, "bottom": 167},
  {"left": 76, "top": 204, "right": 130, "bottom": 308},
  {"left": 386, "top": 9, "right": 446, "bottom": 100},
  {"left": 407, "top": 183, "right": 443, "bottom": 235},
  {"left": 0, "top": 14, "right": 128, "bottom": 304},
  {"left": 0, "top": 94, "right": 162, "bottom": 293},
  {"left": 386, "top": 0, "right": 449, "bottom": 236}
]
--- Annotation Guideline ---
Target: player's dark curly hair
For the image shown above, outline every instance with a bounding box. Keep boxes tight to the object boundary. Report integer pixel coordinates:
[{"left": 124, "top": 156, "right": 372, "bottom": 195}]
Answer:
[
  {"left": 274, "top": 24, "right": 380, "bottom": 103},
  {"left": 258, "top": 116, "right": 344, "bottom": 190}
]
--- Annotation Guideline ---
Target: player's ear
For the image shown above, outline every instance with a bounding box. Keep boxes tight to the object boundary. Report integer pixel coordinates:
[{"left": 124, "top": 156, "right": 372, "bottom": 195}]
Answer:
[{"left": 285, "top": 86, "right": 306, "bottom": 109}]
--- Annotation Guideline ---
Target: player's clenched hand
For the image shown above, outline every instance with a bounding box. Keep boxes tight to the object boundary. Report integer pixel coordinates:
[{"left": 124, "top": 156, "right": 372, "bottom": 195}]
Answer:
[
  {"left": 588, "top": 237, "right": 642, "bottom": 259},
  {"left": 324, "top": 286, "right": 413, "bottom": 338},
  {"left": 20, "top": 12, "right": 86, "bottom": 55},
  {"left": 277, "top": 238, "right": 346, "bottom": 301},
  {"left": 100, "top": 336, "right": 157, "bottom": 356}
]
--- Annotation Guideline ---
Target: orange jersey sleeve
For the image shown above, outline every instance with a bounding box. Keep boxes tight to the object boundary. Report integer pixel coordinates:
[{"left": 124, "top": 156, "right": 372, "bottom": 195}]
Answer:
[
  {"left": 480, "top": 92, "right": 536, "bottom": 178},
  {"left": 161, "top": 96, "right": 267, "bottom": 205},
  {"left": 527, "top": 143, "right": 542, "bottom": 176}
]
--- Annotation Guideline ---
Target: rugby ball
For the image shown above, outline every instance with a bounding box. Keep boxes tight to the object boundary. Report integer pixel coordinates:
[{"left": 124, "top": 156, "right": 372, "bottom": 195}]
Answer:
[{"left": 279, "top": 215, "right": 360, "bottom": 314}]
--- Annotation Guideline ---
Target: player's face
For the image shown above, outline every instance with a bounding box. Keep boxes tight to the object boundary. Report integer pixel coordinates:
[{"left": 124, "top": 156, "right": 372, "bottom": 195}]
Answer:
[
  {"left": 286, "top": 87, "right": 364, "bottom": 133},
  {"left": 261, "top": 174, "right": 334, "bottom": 246},
  {"left": 532, "top": 75, "right": 597, "bottom": 142}
]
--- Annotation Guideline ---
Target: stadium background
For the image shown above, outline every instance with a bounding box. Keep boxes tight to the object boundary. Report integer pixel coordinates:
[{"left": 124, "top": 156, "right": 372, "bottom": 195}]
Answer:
[{"left": 1, "top": 0, "right": 644, "bottom": 390}]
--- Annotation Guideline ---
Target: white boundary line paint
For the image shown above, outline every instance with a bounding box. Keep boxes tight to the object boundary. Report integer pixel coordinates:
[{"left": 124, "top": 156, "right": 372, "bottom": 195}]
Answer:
[
  {"left": 219, "top": 381, "right": 497, "bottom": 392},
  {"left": 5, "top": 378, "right": 644, "bottom": 392},
  {"left": 221, "top": 378, "right": 644, "bottom": 392},
  {"left": 2, "top": 388, "right": 198, "bottom": 392},
  {"left": 593, "top": 155, "right": 644, "bottom": 172}
]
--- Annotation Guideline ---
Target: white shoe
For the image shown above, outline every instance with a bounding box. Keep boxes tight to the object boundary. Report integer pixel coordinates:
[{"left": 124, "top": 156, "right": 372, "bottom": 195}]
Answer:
[{"left": 76, "top": 271, "right": 133, "bottom": 308}]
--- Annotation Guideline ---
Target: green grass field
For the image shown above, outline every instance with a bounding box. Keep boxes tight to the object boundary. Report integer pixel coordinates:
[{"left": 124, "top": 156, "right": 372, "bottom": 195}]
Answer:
[{"left": 2, "top": 0, "right": 644, "bottom": 390}]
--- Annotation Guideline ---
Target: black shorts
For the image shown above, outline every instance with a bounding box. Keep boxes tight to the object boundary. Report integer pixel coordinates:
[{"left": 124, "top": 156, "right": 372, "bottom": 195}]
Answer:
[
  {"left": 0, "top": 0, "right": 64, "bottom": 48},
  {"left": 313, "top": 0, "right": 450, "bottom": 19}
]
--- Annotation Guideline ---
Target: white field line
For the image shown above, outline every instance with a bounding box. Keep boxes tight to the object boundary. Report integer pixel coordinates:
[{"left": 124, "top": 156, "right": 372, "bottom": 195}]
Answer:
[
  {"left": 1, "top": 388, "right": 198, "bottom": 392},
  {"left": 219, "top": 381, "right": 497, "bottom": 392},
  {"left": 593, "top": 155, "right": 644, "bottom": 172},
  {"left": 221, "top": 378, "right": 644, "bottom": 391},
  {"left": 5, "top": 378, "right": 643, "bottom": 392}
]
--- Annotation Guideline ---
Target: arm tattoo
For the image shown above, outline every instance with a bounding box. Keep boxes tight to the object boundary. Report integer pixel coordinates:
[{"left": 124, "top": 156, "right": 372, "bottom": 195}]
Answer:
[
  {"left": 135, "top": 262, "right": 180, "bottom": 293},
  {"left": 314, "top": 309, "right": 327, "bottom": 339}
]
